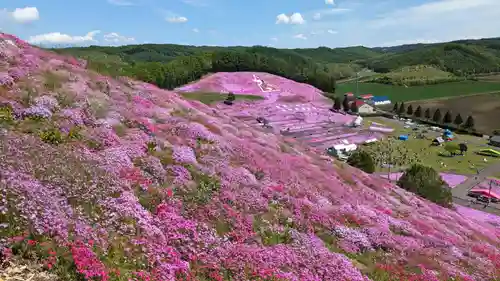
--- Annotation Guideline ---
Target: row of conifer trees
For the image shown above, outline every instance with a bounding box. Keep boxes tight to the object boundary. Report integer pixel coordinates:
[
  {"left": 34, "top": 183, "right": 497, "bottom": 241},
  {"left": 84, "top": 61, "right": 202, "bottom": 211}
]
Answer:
[{"left": 393, "top": 102, "right": 475, "bottom": 129}]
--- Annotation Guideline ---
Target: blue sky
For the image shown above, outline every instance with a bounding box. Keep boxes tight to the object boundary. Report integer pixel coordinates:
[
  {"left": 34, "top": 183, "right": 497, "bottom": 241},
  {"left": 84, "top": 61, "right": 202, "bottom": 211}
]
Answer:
[{"left": 2, "top": 0, "right": 500, "bottom": 48}]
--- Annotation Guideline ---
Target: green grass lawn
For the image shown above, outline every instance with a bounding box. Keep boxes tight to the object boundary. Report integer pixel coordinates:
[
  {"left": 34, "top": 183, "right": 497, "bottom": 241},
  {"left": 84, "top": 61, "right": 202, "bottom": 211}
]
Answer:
[
  {"left": 179, "top": 92, "right": 264, "bottom": 104},
  {"left": 336, "top": 81, "right": 500, "bottom": 102},
  {"left": 364, "top": 117, "right": 500, "bottom": 174}
]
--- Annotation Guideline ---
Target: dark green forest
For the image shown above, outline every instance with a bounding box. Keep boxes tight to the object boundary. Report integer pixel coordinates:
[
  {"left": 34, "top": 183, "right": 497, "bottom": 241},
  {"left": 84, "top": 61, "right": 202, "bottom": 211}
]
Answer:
[
  {"left": 55, "top": 46, "right": 366, "bottom": 92},
  {"left": 53, "top": 37, "right": 500, "bottom": 91}
]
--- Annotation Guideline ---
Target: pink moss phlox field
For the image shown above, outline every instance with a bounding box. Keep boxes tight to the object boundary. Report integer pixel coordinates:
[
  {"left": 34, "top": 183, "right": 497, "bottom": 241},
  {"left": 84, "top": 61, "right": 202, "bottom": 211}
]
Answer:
[
  {"left": 0, "top": 32, "right": 499, "bottom": 280},
  {"left": 177, "top": 72, "right": 329, "bottom": 103},
  {"left": 379, "top": 172, "right": 468, "bottom": 188}
]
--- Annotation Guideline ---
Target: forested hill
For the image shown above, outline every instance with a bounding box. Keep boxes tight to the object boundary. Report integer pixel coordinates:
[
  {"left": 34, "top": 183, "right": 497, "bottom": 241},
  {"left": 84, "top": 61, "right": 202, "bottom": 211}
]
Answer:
[
  {"left": 52, "top": 45, "right": 379, "bottom": 93},
  {"left": 365, "top": 37, "right": 500, "bottom": 74},
  {"left": 53, "top": 37, "right": 500, "bottom": 92}
]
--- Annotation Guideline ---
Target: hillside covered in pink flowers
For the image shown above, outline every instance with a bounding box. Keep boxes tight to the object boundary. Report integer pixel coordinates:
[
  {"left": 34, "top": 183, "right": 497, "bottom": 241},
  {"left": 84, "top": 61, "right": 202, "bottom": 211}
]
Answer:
[{"left": 0, "top": 33, "right": 499, "bottom": 281}]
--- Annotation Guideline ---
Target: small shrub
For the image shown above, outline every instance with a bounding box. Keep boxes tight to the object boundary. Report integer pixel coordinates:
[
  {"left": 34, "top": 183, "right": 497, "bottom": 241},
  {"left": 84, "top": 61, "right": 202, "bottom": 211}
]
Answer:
[
  {"left": 20, "top": 88, "right": 37, "bottom": 106},
  {"left": 85, "top": 139, "right": 104, "bottom": 151},
  {"left": 16, "top": 118, "right": 49, "bottom": 134},
  {"left": 444, "top": 142, "right": 461, "bottom": 156},
  {"left": 181, "top": 169, "right": 220, "bottom": 205},
  {"left": 397, "top": 164, "right": 453, "bottom": 208},
  {"left": 259, "top": 228, "right": 292, "bottom": 246},
  {"left": 254, "top": 170, "right": 265, "bottom": 180},
  {"left": 39, "top": 127, "right": 65, "bottom": 145},
  {"left": 66, "top": 126, "right": 82, "bottom": 140},
  {"left": 152, "top": 148, "right": 174, "bottom": 167},
  {"left": 214, "top": 219, "right": 233, "bottom": 236},
  {"left": 134, "top": 185, "right": 166, "bottom": 213},
  {"left": 347, "top": 150, "right": 375, "bottom": 174},
  {"left": 0, "top": 105, "right": 14, "bottom": 125},
  {"left": 112, "top": 123, "right": 127, "bottom": 137},
  {"left": 145, "top": 141, "right": 157, "bottom": 154},
  {"left": 88, "top": 100, "right": 108, "bottom": 119},
  {"left": 55, "top": 90, "right": 77, "bottom": 108},
  {"left": 253, "top": 216, "right": 293, "bottom": 246}
]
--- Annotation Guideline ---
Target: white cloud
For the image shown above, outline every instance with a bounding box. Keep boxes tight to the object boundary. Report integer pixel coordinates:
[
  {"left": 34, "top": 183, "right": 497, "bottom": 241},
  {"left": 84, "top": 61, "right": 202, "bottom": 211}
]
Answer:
[
  {"left": 321, "top": 8, "right": 351, "bottom": 15},
  {"left": 166, "top": 16, "right": 188, "bottom": 23},
  {"left": 309, "top": 29, "right": 336, "bottom": 35},
  {"left": 293, "top": 34, "right": 307, "bottom": 40},
  {"left": 103, "top": 32, "right": 135, "bottom": 44},
  {"left": 325, "top": 0, "right": 335, "bottom": 5},
  {"left": 28, "top": 30, "right": 101, "bottom": 44},
  {"left": 276, "top": 14, "right": 289, "bottom": 24},
  {"left": 11, "top": 7, "right": 39, "bottom": 23},
  {"left": 280, "top": 0, "right": 500, "bottom": 48},
  {"left": 192, "top": 28, "right": 199, "bottom": 32},
  {"left": 270, "top": 37, "right": 278, "bottom": 41},
  {"left": 371, "top": 0, "right": 497, "bottom": 29},
  {"left": 305, "top": 7, "right": 351, "bottom": 23},
  {"left": 107, "top": 0, "right": 134, "bottom": 6},
  {"left": 276, "top": 13, "right": 305, "bottom": 24},
  {"left": 356, "top": 0, "right": 500, "bottom": 47}
]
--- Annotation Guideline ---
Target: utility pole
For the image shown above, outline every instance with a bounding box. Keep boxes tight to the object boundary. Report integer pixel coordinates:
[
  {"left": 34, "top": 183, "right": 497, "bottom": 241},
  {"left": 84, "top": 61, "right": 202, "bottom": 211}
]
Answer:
[
  {"left": 489, "top": 179, "right": 493, "bottom": 197},
  {"left": 356, "top": 72, "right": 360, "bottom": 96}
]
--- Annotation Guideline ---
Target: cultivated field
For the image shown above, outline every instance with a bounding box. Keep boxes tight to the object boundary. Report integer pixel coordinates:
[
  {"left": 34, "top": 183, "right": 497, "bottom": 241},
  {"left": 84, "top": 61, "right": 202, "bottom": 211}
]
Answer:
[
  {"left": 336, "top": 81, "right": 500, "bottom": 102},
  {"left": 476, "top": 73, "right": 500, "bottom": 82},
  {"left": 407, "top": 93, "right": 500, "bottom": 134}
]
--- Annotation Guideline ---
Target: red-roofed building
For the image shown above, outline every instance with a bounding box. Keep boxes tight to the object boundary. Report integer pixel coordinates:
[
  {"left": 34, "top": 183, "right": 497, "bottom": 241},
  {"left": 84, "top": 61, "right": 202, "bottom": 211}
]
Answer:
[
  {"left": 359, "top": 94, "right": 373, "bottom": 100},
  {"left": 354, "top": 100, "right": 365, "bottom": 107},
  {"left": 350, "top": 100, "right": 374, "bottom": 114}
]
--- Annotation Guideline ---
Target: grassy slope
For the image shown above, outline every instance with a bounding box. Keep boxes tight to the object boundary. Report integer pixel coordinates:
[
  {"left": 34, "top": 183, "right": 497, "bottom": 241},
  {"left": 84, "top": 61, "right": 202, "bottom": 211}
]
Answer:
[
  {"left": 179, "top": 91, "right": 264, "bottom": 104},
  {"left": 336, "top": 81, "right": 500, "bottom": 102}
]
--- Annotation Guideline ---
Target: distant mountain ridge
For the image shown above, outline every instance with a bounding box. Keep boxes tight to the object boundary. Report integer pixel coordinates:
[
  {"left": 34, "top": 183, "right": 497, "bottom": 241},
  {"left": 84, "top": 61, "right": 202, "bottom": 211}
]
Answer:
[{"left": 53, "top": 36, "right": 500, "bottom": 91}]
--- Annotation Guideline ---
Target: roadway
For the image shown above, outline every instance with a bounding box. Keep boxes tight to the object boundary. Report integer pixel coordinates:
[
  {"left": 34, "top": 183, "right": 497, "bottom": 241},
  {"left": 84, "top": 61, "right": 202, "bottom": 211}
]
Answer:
[{"left": 451, "top": 161, "right": 500, "bottom": 215}]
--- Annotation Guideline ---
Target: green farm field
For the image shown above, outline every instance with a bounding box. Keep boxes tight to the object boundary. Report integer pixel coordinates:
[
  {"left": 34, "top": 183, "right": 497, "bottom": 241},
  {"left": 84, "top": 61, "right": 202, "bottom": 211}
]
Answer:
[{"left": 336, "top": 81, "right": 500, "bottom": 102}]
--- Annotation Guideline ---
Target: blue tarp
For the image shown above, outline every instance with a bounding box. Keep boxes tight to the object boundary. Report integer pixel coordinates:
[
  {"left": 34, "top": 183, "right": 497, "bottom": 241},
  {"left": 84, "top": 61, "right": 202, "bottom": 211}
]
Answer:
[
  {"left": 399, "top": 135, "right": 408, "bottom": 140},
  {"left": 372, "top": 96, "right": 390, "bottom": 102}
]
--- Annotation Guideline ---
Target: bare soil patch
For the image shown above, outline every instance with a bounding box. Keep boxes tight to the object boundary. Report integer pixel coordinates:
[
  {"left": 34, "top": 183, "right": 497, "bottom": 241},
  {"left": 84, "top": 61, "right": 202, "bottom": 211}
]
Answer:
[{"left": 408, "top": 93, "right": 500, "bottom": 134}]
